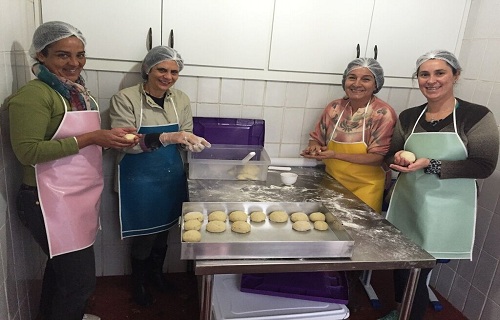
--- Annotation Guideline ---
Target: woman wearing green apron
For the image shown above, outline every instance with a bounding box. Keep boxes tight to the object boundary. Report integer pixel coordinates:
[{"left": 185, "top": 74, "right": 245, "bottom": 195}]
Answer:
[
  {"left": 110, "top": 46, "right": 210, "bottom": 307},
  {"left": 380, "top": 50, "right": 499, "bottom": 320},
  {"left": 302, "top": 58, "right": 397, "bottom": 213}
]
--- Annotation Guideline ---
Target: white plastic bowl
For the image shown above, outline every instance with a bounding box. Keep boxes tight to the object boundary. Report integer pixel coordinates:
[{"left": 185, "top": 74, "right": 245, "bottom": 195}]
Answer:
[{"left": 280, "top": 172, "right": 298, "bottom": 186}]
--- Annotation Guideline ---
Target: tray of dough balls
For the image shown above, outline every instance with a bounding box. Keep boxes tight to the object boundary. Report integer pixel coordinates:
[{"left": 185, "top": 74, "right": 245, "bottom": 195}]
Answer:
[{"left": 180, "top": 202, "right": 354, "bottom": 260}]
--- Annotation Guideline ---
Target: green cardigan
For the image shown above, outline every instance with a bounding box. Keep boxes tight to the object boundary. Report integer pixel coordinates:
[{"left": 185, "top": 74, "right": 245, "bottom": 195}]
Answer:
[{"left": 8, "top": 79, "right": 81, "bottom": 186}]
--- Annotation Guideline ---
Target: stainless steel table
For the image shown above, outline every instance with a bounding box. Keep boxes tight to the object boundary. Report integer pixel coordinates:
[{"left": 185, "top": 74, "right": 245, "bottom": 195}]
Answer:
[{"left": 187, "top": 166, "right": 436, "bottom": 320}]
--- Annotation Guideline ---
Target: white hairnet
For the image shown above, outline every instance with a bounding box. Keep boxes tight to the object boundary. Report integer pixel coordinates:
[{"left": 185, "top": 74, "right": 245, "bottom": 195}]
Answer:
[
  {"left": 29, "top": 21, "right": 86, "bottom": 59},
  {"left": 415, "top": 50, "right": 462, "bottom": 74},
  {"left": 342, "top": 58, "right": 384, "bottom": 93},
  {"left": 141, "top": 46, "right": 184, "bottom": 79}
]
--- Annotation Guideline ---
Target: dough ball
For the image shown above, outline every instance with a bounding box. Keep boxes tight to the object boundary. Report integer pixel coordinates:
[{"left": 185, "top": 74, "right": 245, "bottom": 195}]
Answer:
[
  {"left": 400, "top": 151, "right": 416, "bottom": 163},
  {"left": 237, "top": 173, "right": 257, "bottom": 180},
  {"left": 184, "top": 211, "right": 204, "bottom": 222},
  {"left": 250, "top": 211, "right": 266, "bottom": 222},
  {"left": 290, "top": 212, "right": 309, "bottom": 222},
  {"left": 182, "top": 230, "right": 201, "bottom": 242},
  {"left": 231, "top": 221, "right": 251, "bottom": 234},
  {"left": 314, "top": 221, "right": 329, "bottom": 231},
  {"left": 124, "top": 133, "right": 137, "bottom": 141},
  {"left": 237, "top": 164, "right": 260, "bottom": 180},
  {"left": 206, "top": 221, "right": 226, "bottom": 233},
  {"left": 309, "top": 212, "right": 326, "bottom": 222},
  {"left": 208, "top": 210, "right": 227, "bottom": 222},
  {"left": 292, "top": 220, "right": 312, "bottom": 232},
  {"left": 229, "top": 210, "right": 247, "bottom": 222},
  {"left": 269, "top": 210, "right": 288, "bottom": 223},
  {"left": 184, "top": 219, "right": 201, "bottom": 231}
]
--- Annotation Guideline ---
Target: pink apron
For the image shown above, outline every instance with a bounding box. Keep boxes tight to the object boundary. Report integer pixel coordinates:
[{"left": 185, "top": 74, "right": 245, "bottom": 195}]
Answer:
[{"left": 35, "top": 94, "right": 103, "bottom": 258}]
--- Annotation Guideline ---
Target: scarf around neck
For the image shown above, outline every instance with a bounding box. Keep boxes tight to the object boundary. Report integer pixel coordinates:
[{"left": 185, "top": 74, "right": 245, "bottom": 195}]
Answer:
[{"left": 32, "top": 63, "right": 94, "bottom": 111}]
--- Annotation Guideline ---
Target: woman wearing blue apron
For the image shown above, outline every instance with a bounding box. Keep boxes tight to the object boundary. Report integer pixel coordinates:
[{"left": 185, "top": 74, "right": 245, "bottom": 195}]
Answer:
[
  {"left": 110, "top": 46, "right": 210, "bottom": 307},
  {"left": 380, "top": 51, "right": 499, "bottom": 320}
]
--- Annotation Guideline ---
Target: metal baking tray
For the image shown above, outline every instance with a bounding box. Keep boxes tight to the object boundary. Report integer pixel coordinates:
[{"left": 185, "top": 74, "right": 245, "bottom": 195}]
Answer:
[{"left": 179, "top": 202, "right": 354, "bottom": 260}]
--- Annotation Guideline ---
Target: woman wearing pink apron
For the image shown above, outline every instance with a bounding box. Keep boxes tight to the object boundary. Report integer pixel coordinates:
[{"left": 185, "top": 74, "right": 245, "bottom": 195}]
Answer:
[
  {"left": 9, "top": 22, "right": 137, "bottom": 320},
  {"left": 380, "top": 51, "right": 499, "bottom": 320}
]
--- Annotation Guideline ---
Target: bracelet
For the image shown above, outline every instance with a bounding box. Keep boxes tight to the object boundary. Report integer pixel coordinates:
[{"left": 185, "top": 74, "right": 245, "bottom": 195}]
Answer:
[{"left": 424, "top": 159, "right": 441, "bottom": 175}]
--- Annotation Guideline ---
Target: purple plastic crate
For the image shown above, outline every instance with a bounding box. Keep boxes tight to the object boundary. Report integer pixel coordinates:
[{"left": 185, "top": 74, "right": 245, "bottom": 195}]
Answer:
[
  {"left": 240, "top": 271, "right": 349, "bottom": 305},
  {"left": 193, "top": 117, "right": 265, "bottom": 146}
]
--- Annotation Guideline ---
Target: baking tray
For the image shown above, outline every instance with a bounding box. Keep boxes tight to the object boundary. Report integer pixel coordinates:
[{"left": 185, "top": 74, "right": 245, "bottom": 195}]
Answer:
[
  {"left": 179, "top": 202, "right": 354, "bottom": 260},
  {"left": 240, "top": 271, "right": 349, "bottom": 304}
]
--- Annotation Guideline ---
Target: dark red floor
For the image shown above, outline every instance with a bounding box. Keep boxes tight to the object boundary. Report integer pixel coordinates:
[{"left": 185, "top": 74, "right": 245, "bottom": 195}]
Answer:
[{"left": 86, "top": 270, "right": 467, "bottom": 320}]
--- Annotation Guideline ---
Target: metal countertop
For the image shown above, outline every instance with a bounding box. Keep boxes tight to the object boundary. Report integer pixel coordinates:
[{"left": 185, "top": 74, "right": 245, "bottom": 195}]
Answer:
[{"left": 187, "top": 166, "right": 436, "bottom": 274}]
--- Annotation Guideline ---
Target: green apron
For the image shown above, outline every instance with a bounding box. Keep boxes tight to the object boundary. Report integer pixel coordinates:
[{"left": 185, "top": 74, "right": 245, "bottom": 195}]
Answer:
[{"left": 386, "top": 104, "right": 476, "bottom": 260}]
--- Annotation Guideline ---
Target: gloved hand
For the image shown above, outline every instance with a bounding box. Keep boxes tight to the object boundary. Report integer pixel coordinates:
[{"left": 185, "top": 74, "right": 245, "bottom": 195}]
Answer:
[{"left": 159, "top": 131, "right": 211, "bottom": 152}]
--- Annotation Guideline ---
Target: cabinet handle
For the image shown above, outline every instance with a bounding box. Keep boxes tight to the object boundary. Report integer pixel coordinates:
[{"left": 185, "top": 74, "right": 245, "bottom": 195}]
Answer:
[
  {"left": 356, "top": 44, "right": 360, "bottom": 58},
  {"left": 168, "top": 29, "right": 174, "bottom": 48},
  {"left": 147, "top": 28, "right": 152, "bottom": 51},
  {"left": 374, "top": 45, "right": 378, "bottom": 60}
]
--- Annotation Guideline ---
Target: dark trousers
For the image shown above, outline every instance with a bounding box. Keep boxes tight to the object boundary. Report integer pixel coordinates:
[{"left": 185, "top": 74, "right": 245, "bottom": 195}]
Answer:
[
  {"left": 16, "top": 185, "right": 96, "bottom": 320},
  {"left": 393, "top": 267, "right": 433, "bottom": 320},
  {"left": 131, "top": 230, "right": 169, "bottom": 261}
]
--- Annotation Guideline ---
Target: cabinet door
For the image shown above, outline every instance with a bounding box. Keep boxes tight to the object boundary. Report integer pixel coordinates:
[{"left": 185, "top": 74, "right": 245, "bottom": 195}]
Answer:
[
  {"left": 41, "top": 0, "right": 162, "bottom": 61},
  {"left": 269, "top": 0, "right": 374, "bottom": 74},
  {"left": 368, "top": 0, "right": 469, "bottom": 78},
  {"left": 162, "top": 0, "right": 274, "bottom": 70}
]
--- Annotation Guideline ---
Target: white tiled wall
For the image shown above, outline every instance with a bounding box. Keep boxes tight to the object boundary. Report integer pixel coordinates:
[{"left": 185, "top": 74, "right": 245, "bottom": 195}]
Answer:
[{"left": 1, "top": 0, "right": 500, "bottom": 319}]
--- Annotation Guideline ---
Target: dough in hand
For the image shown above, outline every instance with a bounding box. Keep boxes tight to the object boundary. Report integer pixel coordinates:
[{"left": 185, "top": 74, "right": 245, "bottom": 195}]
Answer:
[
  {"left": 400, "top": 151, "right": 416, "bottom": 163},
  {"left": 231, "top": 221, "right": 251, "bottom": 234},
  {"left": 184, "top": 219, "right": 201, "bottom": 231},
  {"left": 206, "top": 221, "right": 226, "bottom": 233},
  {"left": 182, "top": 230, "right": 201, "bottom": 242},
  {"left": 269, "top": 210, "right": 288, "bottom": 223},
  {"left": 124, "top": 133, "right": 137, "bottom": 141},
  {"left": 208, "top": 210, "right": 227, "bottom": 222},
  {"left": 309, "top": 212, "right": 326, "bottom": 222},
  {"left": 184, "top": 211, "right": 204, "bottom": 222},
  {"left": 290, "top": 212, "right": 309, "bottom": 222},
  {"left": 229, "top": 210, "right": 247, "bottom": 222},
  {"left": 314, "top": 221, "right": 329, "bottom": 231},
  {"left": 292, "top": 220, "right": 312, "bottom": 232},
  {"left": 250, "top": 211, "right": 266, "bottom": 222}
]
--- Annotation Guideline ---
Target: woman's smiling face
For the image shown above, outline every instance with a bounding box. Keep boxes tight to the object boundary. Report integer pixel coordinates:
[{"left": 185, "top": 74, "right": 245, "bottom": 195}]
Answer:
[
  {"left": 36, "top": 36, "right": 86, "bottom": 82},
  {"left": 344, "top": 67, "right": 376, "bottom": 103},
  {"left": 417, "top": 59, "right": 459, "bottom": 103},
  {"left": 145, "top": 60, "right": 179, "bottom": 97}
]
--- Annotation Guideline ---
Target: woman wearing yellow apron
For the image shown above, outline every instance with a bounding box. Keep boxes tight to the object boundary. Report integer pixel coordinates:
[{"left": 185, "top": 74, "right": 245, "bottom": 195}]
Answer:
[
  {"left": 302, "top": 58, "right": 397, "bottom": 213},
  {"left": 380, "top": 51, "right": 499, "bottom": 320}
]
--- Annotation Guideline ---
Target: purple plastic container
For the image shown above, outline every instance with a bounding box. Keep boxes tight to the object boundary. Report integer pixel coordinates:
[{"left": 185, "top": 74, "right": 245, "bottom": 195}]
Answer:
[
  {"left": 192, "top": 117, "right": 265, "bottom": 146},
  {"left": 240, "top": 271, "right": 349, "bottom": 305}
]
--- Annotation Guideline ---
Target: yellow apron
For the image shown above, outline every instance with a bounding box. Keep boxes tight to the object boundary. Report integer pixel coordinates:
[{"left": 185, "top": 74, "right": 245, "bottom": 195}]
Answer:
[{"left": 324, "top": 102, "right": 385, "bottom": 213}]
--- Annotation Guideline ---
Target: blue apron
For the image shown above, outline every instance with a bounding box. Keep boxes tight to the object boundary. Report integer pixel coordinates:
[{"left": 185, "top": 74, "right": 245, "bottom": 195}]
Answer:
[
  {"left": 119, "top": 123, "right": 188, "bottom": 238},
  {"left": 386, "top": 102, "right": 476, "bottom": 259}
]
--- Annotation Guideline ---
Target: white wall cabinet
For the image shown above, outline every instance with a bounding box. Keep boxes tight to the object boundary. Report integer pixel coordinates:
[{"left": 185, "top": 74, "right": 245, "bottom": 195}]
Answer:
[
  {"left": 39, "top": 0, "right": 470, "bottom": 87},
  {"left": 269, "top": 0, "right": 470, "bottom": 79},
  {"left": 40, "top": 0, "right": 162, "bottom": 62},
  {"left": 162, "top": 0, "right": 274, "bottom": 70}
]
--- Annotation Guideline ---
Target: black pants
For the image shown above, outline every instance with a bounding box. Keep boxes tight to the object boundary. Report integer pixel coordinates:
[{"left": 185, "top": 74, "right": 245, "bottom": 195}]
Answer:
[
  {"left": 393, "top": 267, "right": 433, "bottom": 320},
  {"left": 131, "top": 230, "right": 169, "bottom": 260},
  {"left": 16, "top": 185, "right": 96, "bottom": 320}
]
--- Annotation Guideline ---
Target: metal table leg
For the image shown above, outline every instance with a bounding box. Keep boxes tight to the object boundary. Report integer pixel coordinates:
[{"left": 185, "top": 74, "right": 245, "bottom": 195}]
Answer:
[
  {"left": 200, "top": 274, "right": 214, "bottom": 320},
  {"left": 399, "top": 268, "right": 421, "bottom": 320}
]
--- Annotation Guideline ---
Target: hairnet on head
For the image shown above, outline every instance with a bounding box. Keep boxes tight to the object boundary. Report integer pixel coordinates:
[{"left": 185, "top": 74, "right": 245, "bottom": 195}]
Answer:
[
  {"left": 342, "top": 58, "right": 384, "bottom": 93},
  {"left": 415, "top": 50, "right": 462, "bottom": 74},
  {"left": 29, "top": 21, "right": 86, "bottom": 59},
  {"left": 141, "top": 46, "right": 184, "bottom": 79}
]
